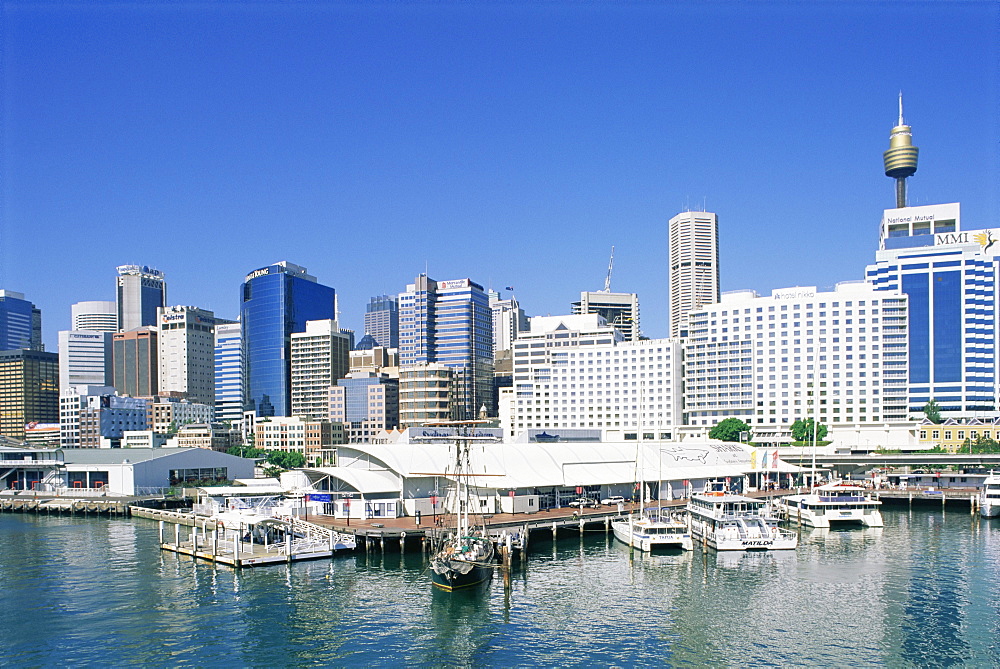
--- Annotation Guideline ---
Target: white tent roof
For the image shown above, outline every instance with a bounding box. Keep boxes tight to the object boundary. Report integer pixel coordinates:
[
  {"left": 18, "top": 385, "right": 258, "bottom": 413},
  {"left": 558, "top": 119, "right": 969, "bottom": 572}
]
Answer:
[{"left": 306, "top": 439, "right": 793, "bottom": 495}]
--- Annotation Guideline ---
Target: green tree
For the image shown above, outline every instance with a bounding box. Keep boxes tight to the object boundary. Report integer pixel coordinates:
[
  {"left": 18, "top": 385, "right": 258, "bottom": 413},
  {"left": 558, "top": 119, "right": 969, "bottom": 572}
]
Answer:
[
  {"left": 923, "top": 399, "right": 942, "bottom": 424},
  {"left": 709, "top": 418, "right": 751, "bottom": 442},
  {"left": 791, "top": 418, "right": 828, "bottom": 443},
  {"left": 266, "top": 450, "right": 306, "bottom": 470},
  {"left": 227, "top": 445, "right": 266, "bottom": 459}
]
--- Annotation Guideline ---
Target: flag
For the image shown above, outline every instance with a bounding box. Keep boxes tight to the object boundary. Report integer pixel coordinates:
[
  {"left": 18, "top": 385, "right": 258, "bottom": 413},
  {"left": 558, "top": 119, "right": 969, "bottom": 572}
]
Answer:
[
  {"left": 772, "top": 450, "right": 779, "bottom": 468},
  {"left": 750, "top": 450, "right": 757, "bottom": 469},
  {"left": 505, "top": 286, "right": 514, "bottom": 291}
]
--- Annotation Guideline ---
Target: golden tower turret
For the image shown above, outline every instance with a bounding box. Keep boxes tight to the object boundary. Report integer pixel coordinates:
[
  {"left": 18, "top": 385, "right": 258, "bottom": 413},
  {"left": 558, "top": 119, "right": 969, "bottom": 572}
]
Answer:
[{"left": 883, "top": 92, "right": 919, "bottom": 208}]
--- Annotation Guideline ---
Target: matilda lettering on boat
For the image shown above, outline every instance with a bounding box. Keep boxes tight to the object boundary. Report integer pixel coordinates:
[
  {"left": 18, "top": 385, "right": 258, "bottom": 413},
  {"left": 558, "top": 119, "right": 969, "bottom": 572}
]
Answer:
[{"left": 742, "top": 540, "right": 774, "bottom": 547}]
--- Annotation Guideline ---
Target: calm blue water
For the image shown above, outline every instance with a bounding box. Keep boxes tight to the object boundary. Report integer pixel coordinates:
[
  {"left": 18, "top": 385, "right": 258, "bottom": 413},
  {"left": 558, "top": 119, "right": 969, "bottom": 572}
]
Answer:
[{"left": 1, "top": 508, "right": 998, "bottom": 667}]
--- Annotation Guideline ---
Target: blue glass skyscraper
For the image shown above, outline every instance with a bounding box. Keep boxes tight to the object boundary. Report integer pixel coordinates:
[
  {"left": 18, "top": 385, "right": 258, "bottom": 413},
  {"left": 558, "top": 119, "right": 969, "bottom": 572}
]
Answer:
[
  {"left": 867, "top": 202, "right": 998, "bottom": 416},
  {"left": 0, "top": 290, "right": 42, "bottom": 351},
  {"left": 240, "top": 262, "right": 337, "bottom": 417},
  {"left": 364, "top": 295, "right": 399, "bottom": 348}
]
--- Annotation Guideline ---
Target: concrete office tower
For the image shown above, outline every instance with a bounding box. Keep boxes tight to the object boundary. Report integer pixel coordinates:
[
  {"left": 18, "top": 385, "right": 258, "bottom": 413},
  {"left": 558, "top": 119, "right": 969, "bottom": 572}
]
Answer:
[
  {"left": 668, "top": 211, "right": 720, "bottom": 338},
  {"left": 112, "top": 327, "right": 158, "bottom": 397},
  {"left": 241, "top": 262, "right": 337, "bottom": 417},
  {"left": 59, "top": 384, "right": 116, "bottom": 447},
  {"left": 78, "top": 394, "right": 148, "bottom": 448},
  {"left": 214, "top": 323, "right": 244, "bottom": 425},
  {"left": 0, "top": 290, "right": 43, "bottom": 351},
  {"left": 0, "top": 349, "right": 59, "bottom": 440},
  {"left": 116, "top": 265, "right": 166, "bottom": 332},
  {"left": 157, "top": 306, "right": 216, "bottom": 405},
  {"left": 489, "top": 290, "right": 528, "bottom": 354},
  {"left": 71, "top": 301, "right": 118, "bottom": 332},
  {"left": 571, "top": 291, "right": 641, "bottom": 342},
  {"left": 330, "top": 371, "right": 400, "bottom": 443},
  {"left": 364, "top": 295, "right": 399, "bottom": 348},
  {"left": 883, "top": 93, "right": 919, "bottom": 209},
  {"left": 684, "top": 283, "right": 909, "bottom": 436},
  {"left": 398, "top": 276, "right": 494, "bottom": 421},
  {"left": 399, "top": 363, "right": 454, "bottom": 427},
  {"left": 868, "top": 201, "right": 1000, "bottom": 418},
  {"left": 58, "top": 330, "right": 112, "bottom": 389},
  {"left": 290, "top": 319, "right": 352, "bottom": 420},
  {"left": 508, "top": 314, "right": 680, "bottom": 440}
]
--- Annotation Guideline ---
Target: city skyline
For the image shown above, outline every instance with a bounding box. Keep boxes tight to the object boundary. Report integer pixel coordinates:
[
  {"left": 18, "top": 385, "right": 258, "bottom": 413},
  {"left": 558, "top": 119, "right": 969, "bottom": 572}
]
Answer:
[{"left": 3, "top": 3, "right": 997, "bottom": 351}]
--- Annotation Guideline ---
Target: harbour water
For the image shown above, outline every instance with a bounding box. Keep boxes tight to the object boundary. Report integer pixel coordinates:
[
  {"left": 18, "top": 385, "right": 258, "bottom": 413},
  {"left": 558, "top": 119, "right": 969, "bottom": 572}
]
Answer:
[{"left": 2, "top": 508, "right": 999, "bottom": 667}]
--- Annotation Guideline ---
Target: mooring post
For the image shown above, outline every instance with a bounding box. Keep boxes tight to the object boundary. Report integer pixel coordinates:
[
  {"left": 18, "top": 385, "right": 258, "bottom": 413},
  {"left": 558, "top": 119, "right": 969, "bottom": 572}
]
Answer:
[{"left": 174, "top": 521, "right": 180, "bottom": 548}]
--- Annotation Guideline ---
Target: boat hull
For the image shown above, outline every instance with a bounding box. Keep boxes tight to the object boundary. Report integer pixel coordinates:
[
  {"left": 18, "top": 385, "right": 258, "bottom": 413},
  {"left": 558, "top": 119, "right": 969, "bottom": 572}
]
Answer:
[
  {"left": 611, "top": 520, "right": 693, "bottom": 552},
  {"left": 430, "top": 560, "right": 493, "bottom": 591},
  {"left": 981, "top": 500, "right": 1000, "bottom": 518}
]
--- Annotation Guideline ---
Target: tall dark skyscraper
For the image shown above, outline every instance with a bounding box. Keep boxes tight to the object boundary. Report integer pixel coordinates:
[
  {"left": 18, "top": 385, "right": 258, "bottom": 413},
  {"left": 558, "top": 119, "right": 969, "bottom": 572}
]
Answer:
[
  {"left": 240, "top": 261, "right": 337, "bottom": 417},
  {"left": 0, "top": 290, "right": 43, "bottom": 351},
  {"left": 364, "top": 295, "right": 399, "bottom": 348},
  {"left": 116, "top": 265, "right": 166, "bottom": 332}
]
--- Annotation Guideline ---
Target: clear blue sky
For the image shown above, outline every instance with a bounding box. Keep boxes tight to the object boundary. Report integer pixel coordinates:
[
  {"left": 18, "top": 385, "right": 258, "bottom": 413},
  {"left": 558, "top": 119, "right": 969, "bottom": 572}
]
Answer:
[{"left": 3, "top": 1, "right": 997, "bottom": 351}]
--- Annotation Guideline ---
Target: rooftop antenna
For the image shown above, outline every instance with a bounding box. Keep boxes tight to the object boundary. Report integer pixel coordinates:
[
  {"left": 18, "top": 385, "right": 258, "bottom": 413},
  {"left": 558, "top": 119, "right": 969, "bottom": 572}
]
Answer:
[{"left": 603, "top": 246, "right": 615, "bottom": 292}]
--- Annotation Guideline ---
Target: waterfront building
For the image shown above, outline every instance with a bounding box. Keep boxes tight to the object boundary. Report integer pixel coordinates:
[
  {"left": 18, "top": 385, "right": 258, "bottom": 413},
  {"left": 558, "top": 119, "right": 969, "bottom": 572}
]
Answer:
[
  {"left": 116, "top": 265, "right": 166, "bottom": 332},
  {"left": 112, "top": 327, "right": 159, "bottom": 397},
  {"left": 58, "top": 330, "right": 112, "bottom": 389},
  {"left": 0, "top": 290, "right": 42, "bottom": 351},
  {"left": 240, "top": 262, "right": 337, "bottom": 417},
  {"left": 683, "top": 282, "right": 910, "bottom": 440},
  {"left": 148, "top": 398, "right": 215, "bottom": 434},
  {"left": 398, "top": 275, "right": 494, "bottom": 420},
  {"left": 71, "top": 301, "right": 118, "bottom": 332},
  {"left": 329, "top": 371, "right": 399, "bottom": 443},
  {"left": 213, "top": 323, "right": 244, "bottom": 425},
  {"left": 398, "top": 363, "right": 454, "bottom": 427},
  {"left": 866, "top": 202, "right": 998, "bottom": 419},
  {"left": 916, "top": 417, "right": 1000, "bottom": 452},
  {"left": 364, "top": 295, "right": 399, "bottom": 348},
  {"left": 0, "top": 349, "right": 58, "bottom": 440},
  {"left": 290, "top": 319, "right": 351, "bottom": 420},
  {"left": 489, "top": 290, "right": 528, "bottom": 354},
  {"left": 172, "top": 423, "right": 241, "bottom": 452},
  {"left": 508, "top": 314, "right": 680, "bottom": 440},
  {"left": 78, "top": 394, "right": 149, "bottom": 448},
  {"left": 59, "top": 385, "right": 116, "bottom": 447},
  {"left": 571, "top": 290, "right": 641, "bottom": 342},
  {"left": 668, "top": 211, "right": 720, "bottom": 338},
  {"left": 254, "top": 416, "right": 343, "bottom": 465},
  {"left": 157, "top": 306, "right": 216, "bottom": 405}
]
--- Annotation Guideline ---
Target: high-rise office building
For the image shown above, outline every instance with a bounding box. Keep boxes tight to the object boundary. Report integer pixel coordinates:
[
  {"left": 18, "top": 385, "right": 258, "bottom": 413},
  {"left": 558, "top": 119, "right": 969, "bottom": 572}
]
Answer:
[
  {"left": 240, "top": 261, "right": 337, "bottom": 417},
  {"left": 398, "top": 275, "right": 494, "bottom": 420},
  {"left": 330, "top": 371, "right": 399, "bottom": 442},
  {"left": 399, "top": 363, "right": 454, "bottom": 427},
  {"left": 290, "top": 319, "right": 352, "bottom": 420},
  {"left": 112, "top": 327, "right": 159, "bottom": 397},
  {"left": 489, "top": 290, "right": 528, "bottom": 354},
  {"left": 116, "top": 265, "right": 166, "bottom": 332},
  {"left": 157, "top": 306, "right": 216, "bottom": 404},
  {"left": 867, "top": 202, "right": 997, "bottom": 418},
  {"left": 668, "top": 210, "right": 720, "bottom": 338},
  {"left": 364, "top": 295, "right": 399, "bottom": 348},
  {"left": 214, "top": 323, "right": 244, "bottom": 425},
  {"left": 59, "top": 384, "right": 116, "bottom": 447},
  {"left": 0, "top": 349, "right": 59, "bottom": 440},
  {"left": 0, "top": 290, "right": 43, "bottom": 351},
  {"left": 71, "top": 301, "right": 118, "bottom": 332},
  {"left": 58, "top": 330, "right": 112, "bottom": 389},
  {"left": 571, "top": 291, "right": 641, "bottom": 342}
]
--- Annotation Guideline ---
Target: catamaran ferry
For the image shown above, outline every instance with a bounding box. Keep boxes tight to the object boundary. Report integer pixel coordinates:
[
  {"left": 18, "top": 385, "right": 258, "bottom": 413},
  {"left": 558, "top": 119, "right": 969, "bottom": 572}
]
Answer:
[
  {"left": 775, "top": 481, "right": 884, "bottom": 528},
  {"left": 612, "top": 510, "right": 694, "bottom": 552},
  {"left": 687, "top": 492, "right": 798, "bottom": 551},
  {"left": 980, "top": 473, "right": 1000, "bottom": 519}
]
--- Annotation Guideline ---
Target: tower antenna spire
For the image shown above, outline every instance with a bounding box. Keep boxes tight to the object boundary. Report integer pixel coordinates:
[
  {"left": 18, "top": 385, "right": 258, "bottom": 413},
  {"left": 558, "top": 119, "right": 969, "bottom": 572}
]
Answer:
[{"left": 884, "top": 94, "right": 919, "bottom": 208}]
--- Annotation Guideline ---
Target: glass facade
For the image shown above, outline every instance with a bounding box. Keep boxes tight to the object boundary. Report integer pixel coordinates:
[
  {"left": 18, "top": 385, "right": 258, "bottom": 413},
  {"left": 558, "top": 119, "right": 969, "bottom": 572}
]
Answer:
[
  {"left": 240, "top": 264, "right": 336, "bottom": 417},
  {"left": 0, "top": 292, "right": 39, "bottom": 351}
]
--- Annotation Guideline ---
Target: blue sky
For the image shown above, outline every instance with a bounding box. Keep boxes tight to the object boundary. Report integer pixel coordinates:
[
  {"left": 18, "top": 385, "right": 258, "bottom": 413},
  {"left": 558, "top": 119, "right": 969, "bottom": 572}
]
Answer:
[{"left": 3, "top": 1, "right": 997, "bottom": 351}]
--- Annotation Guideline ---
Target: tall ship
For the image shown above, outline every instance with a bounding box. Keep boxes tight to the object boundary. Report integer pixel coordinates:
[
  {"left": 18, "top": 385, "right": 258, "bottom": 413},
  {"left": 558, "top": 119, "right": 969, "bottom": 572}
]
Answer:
[
  {"left": 980, "top": 473, "right": 1000, "bottom": 519},
  {"left": 428, "top": 422, "right": 496, "bottom": 591},
  {"left": 687, "top": 491, "right": 797, "bottom": 551},
  {"left": 774, "top": 481, "right": 884, "bottom": 528}
]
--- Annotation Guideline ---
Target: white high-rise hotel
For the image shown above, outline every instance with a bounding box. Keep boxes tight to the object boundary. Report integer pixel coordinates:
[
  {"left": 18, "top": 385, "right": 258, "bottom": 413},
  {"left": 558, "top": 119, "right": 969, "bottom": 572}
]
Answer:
[
  {"left": 669, "top": 211, "right": 720, "bottom": 338},
  {"left": 683, "top": 282, "right": 909, "bottom": 433}
]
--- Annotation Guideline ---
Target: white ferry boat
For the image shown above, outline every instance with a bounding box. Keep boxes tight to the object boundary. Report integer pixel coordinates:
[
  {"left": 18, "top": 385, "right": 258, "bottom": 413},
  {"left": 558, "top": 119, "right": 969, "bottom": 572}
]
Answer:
[
  {"left": 980, "top": 473, "right": 1000, "bottom": 518},
  {"left": 775, "top": 481, "right": 884, "bottom": 528},
  {"left": 612, "top": 510, "right": 693, "bottom": 552},
  {"left": 687, "top": 492, "right": 798, "bottom": 551}
]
